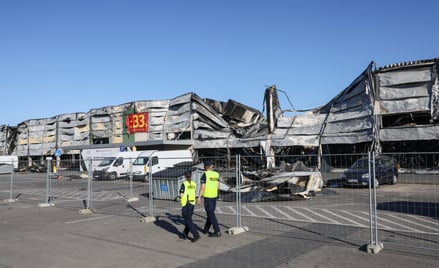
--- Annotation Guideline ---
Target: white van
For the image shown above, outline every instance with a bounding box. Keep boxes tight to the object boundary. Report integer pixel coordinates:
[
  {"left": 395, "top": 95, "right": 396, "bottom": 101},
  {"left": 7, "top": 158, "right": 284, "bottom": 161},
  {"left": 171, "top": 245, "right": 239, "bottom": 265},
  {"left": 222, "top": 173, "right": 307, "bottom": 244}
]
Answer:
[
  {"left": 93, "top": 150, "right": 192, "bottom": 181},
  {"left": 80, "top": 147, "right": 122, "bottom": 172},
  {"left": 131, "top": 150, "right": 193, "bottom": 181},
  {"left": 93, "top": 151, "right": 141, "bottom": 180},
  {"left": 0, "top": 155, "right": 19, "bottom": 173}
]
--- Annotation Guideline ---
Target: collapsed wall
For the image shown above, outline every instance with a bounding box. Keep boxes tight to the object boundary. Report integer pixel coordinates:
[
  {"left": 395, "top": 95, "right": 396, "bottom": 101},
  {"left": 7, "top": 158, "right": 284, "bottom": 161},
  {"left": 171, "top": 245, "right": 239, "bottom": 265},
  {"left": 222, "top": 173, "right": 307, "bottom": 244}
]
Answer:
[
  {"left": 1, "top": 58, "right": 439, "bottom": 167},
  {"left": 262, "top": 59, "right": 439, "bottom": 154},
  {"left": 6, "top": 92, "right": 265, "bottom": 159},
  {"left": 375, "top": 60, "right": 439, "bottom": 151}
]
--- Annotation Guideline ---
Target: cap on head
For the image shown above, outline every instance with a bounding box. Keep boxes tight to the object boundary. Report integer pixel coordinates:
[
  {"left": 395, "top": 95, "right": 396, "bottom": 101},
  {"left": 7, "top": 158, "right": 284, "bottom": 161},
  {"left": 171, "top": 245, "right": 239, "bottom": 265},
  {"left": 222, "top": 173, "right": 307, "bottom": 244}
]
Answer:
[{"left": 204, "top": 161, "right": 211, "bottom": 168}]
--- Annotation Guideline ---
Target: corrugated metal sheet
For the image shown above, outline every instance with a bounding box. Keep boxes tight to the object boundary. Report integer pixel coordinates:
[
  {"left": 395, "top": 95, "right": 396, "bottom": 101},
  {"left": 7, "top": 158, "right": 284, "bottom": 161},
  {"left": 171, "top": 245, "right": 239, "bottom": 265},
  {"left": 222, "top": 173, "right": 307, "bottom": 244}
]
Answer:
[{"left": 2, "top": 58, "right": 439, "bottom": 159}]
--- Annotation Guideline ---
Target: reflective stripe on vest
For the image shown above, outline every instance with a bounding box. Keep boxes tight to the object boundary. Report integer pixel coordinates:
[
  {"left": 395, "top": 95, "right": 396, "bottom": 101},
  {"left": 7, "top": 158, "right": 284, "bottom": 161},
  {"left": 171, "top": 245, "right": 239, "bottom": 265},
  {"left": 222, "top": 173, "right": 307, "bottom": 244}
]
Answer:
[
  {"left": 203, "top": 170, "right": 219, "bottom": 198},
  {"left": 180, "top": 180, "right": 196, "bottom": 206}
]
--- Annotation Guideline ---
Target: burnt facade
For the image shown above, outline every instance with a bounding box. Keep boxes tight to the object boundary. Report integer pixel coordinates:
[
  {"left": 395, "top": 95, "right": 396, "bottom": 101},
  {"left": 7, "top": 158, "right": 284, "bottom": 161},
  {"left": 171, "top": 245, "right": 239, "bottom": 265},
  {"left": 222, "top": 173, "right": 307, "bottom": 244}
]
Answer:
[{"left": 1, "top": 58, "right": 438, "bottom": 169}]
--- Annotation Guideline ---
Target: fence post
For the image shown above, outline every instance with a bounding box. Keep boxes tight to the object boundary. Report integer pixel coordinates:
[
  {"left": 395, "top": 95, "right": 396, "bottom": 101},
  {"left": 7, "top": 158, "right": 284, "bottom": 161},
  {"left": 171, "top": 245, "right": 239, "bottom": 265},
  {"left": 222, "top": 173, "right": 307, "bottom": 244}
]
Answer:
[
  {"left": 367, "top": 151, "right": 383, "bottom": 253},
  {"left": 227, "top": 154, "right": 248, "bottom": 235},
  {"left": 79, "top": 159, "right": 95, "bottom": 214},
  {"left": 38, "top": 157, "right": 54, "bottom": 207},
  {"left": 127, "top": 161, "right": 138, "bottom": 202},
  {"left": 9, "top": 160, "right": 14, "bottom": 200},
  {"left": 235, "top": 154, "right": 241, "bottom": 228},
  {"left": 141, "top": 158, "right": 155, "bottom": 223},
  {"left": 3, "top": 160, "right": 18, "bottom": 203},
  {"left": 129, "top": 163, "right": 134, "bottom": 198}
]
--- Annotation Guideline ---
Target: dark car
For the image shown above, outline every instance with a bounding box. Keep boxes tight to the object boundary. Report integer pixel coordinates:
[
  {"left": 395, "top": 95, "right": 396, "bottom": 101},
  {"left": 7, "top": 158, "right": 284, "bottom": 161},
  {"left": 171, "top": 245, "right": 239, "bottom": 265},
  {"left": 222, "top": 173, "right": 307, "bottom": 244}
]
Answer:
[{"left": 341, "top": 156, "right": 399, "bottom": 188}]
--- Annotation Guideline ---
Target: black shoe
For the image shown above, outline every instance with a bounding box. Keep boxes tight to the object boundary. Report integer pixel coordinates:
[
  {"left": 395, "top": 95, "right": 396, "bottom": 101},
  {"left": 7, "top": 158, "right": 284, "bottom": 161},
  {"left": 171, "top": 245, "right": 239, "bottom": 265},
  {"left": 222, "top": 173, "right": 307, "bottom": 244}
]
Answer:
[
  {"left": 208, "top": 232, "right": 221, "bottom": 237},
  {"left": 202, "top": 229, "right": 209, "bottom": 235},
  {"left": 192, "top": 235, "right": 201, "bottom": 243},
  {"left": 180, "top": 233, "right": 188, "bottom": 240}
]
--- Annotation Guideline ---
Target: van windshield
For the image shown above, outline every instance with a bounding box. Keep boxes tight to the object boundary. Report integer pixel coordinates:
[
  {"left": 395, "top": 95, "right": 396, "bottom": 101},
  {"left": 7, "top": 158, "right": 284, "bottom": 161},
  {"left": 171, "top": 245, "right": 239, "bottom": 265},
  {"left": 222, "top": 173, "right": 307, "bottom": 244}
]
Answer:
[
  {"left": 98, "top": 157, "right": 116, "bottom": 167},
  {"left": 133, "top": 157, "right": 149, "bottom": 165}
]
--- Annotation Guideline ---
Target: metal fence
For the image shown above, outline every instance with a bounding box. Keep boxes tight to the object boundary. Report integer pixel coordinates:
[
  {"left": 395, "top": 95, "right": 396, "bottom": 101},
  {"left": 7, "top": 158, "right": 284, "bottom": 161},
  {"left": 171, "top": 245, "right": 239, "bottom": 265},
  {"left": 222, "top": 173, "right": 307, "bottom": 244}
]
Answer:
[
  {"left": 1, "top": 152, "right": 438, "bottom": 254},
  {"left": 0, "top": 159, "right": 15, "bottom": 201}
]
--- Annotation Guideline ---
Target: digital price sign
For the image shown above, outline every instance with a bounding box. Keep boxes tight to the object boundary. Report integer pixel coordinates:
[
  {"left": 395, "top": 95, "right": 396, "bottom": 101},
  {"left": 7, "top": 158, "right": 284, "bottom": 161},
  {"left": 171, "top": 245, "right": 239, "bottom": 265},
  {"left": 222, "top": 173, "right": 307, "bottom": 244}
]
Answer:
[{"left": 125, "top": 112, "right": 148, "bottom": 134}]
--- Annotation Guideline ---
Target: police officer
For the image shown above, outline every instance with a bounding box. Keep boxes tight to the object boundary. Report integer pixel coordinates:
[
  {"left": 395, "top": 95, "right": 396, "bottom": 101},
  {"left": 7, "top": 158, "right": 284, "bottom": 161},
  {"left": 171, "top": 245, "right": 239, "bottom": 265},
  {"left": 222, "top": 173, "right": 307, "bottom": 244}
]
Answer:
[
  {"left": 197, "top": 161, "right": 221, "bottom": 237},
  {"left": 179, "top": 171, "right": 201, "bottom": 242}
]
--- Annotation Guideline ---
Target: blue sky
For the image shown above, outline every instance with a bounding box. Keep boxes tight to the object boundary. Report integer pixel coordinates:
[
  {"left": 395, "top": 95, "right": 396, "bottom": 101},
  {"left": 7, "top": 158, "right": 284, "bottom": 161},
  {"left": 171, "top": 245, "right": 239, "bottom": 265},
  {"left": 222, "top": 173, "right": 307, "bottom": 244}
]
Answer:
[{"left": 1, "top": 0, "right": 438, "bottom": 126}]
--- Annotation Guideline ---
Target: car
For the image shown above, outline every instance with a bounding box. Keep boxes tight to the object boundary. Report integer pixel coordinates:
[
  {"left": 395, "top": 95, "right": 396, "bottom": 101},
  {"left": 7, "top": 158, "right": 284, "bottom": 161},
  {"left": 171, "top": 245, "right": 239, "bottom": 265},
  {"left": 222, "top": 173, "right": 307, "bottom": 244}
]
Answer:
[{"left": 341, "top": 156, "right": 399, "bottom": 188}]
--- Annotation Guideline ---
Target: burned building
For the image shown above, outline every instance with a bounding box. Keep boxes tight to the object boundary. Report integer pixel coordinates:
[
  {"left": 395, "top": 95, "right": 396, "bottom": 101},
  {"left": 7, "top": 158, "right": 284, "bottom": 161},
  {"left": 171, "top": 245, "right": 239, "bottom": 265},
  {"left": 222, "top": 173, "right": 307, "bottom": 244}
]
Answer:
[
  {"left": 1, "top": 58, "right": 438, "bottom": 170},
  {"left": 262, "top": 58, "right": 439, "bottom": 156}
]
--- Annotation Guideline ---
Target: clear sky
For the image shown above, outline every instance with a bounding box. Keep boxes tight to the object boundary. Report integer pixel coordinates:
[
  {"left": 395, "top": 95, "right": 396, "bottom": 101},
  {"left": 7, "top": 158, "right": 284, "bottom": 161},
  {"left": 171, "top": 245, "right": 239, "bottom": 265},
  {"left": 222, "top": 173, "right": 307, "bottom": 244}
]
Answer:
[{"left": 1, "top": 0, "right": 438, "bottom": 126}]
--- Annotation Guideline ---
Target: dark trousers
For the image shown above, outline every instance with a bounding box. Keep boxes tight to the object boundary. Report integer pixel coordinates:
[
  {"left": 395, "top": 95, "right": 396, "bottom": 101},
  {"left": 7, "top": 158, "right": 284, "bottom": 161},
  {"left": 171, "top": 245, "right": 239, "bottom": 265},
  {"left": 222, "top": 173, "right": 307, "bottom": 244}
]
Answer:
[
  {"left": 203, "top": 197, "right": 220, "bottom": 234},
  {"left": 182, "top": 203, "right": 199, "bottom": 237}
]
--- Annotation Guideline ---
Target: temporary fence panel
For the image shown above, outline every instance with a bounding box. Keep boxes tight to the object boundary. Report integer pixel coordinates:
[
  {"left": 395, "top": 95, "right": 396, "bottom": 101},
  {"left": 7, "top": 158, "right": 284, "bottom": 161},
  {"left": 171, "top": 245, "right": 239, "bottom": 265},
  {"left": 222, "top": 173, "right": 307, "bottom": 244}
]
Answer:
[
  {"left": 38, "top": 158, "right": 90, "bottom": 210},
  {"left": 0, "top": 159, "right": 15, "bottom": 200},
  {"left": 1, "top": 159, "right": 47, "bottom": 203},
  {"left": 4, "top": 151, "right": 438, "bottom": 256},
  {"left": 234, "top": 153, "right": 373, "bottom": 246},
  {"left": 198, "top": 157, "right": 239, "bottom": 234},
  {"left": 143, "top": 156, "right": 238, "bottom": 234},
  {"left": 376, "top": 152, "right": 439, "bottom": 252},
  {"left": 89, "top": 156, "right": 148, "bottom": 217},
  {"left": 87, "top": 154, "right": 196, "bottom": 219},
  {"left": 147, "top": 158, "right": 206, "bottom": 222}
]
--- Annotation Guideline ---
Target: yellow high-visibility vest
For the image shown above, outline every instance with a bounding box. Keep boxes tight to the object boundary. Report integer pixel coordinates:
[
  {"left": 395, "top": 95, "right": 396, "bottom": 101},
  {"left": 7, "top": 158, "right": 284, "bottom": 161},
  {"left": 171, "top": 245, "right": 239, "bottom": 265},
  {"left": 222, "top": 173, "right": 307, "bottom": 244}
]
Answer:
[
  {"left": 180, "top": 180, "right": 197, "bottom": 206},
  {"left": 203, "top": 170, "right": 219, "bottom": 198}
]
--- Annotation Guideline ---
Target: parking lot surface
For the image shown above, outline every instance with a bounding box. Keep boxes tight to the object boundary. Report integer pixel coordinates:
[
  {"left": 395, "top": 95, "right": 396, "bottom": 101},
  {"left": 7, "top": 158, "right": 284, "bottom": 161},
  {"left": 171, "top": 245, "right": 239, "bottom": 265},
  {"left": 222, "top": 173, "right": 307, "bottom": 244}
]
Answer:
[{"left": 1, "top": 199, "right": 438, "bottom": 268}]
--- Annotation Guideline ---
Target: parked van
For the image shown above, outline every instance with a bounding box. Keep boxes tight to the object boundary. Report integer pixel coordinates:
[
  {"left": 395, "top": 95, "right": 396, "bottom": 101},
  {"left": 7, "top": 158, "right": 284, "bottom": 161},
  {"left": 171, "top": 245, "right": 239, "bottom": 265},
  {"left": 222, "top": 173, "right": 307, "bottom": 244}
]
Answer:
[
  {"left": 80, "top": 147, "right": 122, "bottom": 172},
  {"left": 93, "top": 151, "right": 141, "bottom": 180},
  {"left": 131, "top": 150, "right": 193, "bottom": 181},
  {"left": 0, "top": 155, "right": 19, "bottom": 173},
  {"left": 93, "top": 150, "right": 192, "bottom": 181}
]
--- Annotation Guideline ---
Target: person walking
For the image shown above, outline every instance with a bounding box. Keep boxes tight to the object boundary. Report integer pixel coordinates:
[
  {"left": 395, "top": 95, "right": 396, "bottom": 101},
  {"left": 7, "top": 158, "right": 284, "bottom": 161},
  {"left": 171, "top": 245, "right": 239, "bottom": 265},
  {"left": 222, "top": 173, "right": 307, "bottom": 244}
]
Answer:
[
  {"left": 179, "top": 171, "right": 200, "bottom": 242},
  {"left": 197, "top": 161, "right": 221, "bottom": 237}
]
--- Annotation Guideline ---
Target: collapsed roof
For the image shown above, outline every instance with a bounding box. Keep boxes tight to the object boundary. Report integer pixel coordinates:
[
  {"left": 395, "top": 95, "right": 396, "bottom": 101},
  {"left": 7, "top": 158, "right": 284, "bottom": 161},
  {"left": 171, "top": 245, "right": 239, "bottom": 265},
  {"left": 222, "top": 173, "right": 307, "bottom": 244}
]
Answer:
[
  {"left": 261, "top": 58, "right": 439, "bottom": 154},
  {"left": 1, "top": 58, "right": 438, "bottom": 160}
]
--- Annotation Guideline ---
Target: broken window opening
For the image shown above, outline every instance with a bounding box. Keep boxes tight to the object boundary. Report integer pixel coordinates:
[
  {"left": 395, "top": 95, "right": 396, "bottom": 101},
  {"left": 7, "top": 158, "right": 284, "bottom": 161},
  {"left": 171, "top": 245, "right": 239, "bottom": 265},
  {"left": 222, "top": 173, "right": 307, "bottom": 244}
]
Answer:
[
  {"left": 381, "top": 112, "right": 432, "bottom": 128},
  {"left": 92, "top": 137, "right": 109, "bottom": 144}
]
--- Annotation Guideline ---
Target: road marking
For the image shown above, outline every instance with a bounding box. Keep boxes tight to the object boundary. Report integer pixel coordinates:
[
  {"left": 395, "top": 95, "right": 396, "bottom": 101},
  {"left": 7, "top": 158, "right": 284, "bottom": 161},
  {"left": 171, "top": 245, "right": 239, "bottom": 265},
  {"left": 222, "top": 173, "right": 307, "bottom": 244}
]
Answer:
[
  {"left": 377, "top": 216, "right": 421, "bottom": 232},
  {"left": 220, "top": 205, "right": 380, "bottom": 228},
  {"left": 404, "top": 214, "right": 439, "bottom": 227},
  {"left": 384, "top": 213, "right": 439, "bottom": 232},
  {"left": 269, "top": 205, "right": 297, "bottom": 220},
  {"left": 13, "top": 188, "right": 123, "bottom": 202},
  {"left": 226, "top": 206, "right": 236, "bottom": 214},
  {"left": 254, "top": 205, "right": 276, "bottom": 218},
  {"left": 341, "top": 210, "right": 371, "bottom": 224},
  {"left": 284, "top": 207, "right": 316, "bottom": 222},
  {"left": 321, "top": 209, "right": 368, "bottom": 227},
  {"left": 65, "top": 215, "right": 114, "bottom": 224},
  {"left": 358, "top": 211, "right": 400, "bottom": 230},
  {"left": 360, "top": 211, "right": 419, "bottom": 232},
  {"left": 302, "top": 208, "right": 340, "bottom": 224},
  {"left": 242, "top": 206, "right": 257, "bottom": 216}
]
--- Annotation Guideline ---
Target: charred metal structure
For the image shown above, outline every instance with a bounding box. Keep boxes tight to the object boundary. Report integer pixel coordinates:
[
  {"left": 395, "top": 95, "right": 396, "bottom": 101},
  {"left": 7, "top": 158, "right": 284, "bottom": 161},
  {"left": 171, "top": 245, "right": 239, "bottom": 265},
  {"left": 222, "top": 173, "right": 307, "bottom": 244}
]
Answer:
[{"left": 1, "top": 58, "right": 439, "bottom": 169}]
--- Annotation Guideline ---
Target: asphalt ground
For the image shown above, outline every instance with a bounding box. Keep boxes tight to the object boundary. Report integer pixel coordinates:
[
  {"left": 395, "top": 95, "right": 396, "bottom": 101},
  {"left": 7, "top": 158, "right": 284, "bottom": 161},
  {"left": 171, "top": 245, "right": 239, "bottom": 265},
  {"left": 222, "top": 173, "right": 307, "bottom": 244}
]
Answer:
[{"left": 1, "top": 199, "right": 438, "bottom": 268}]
